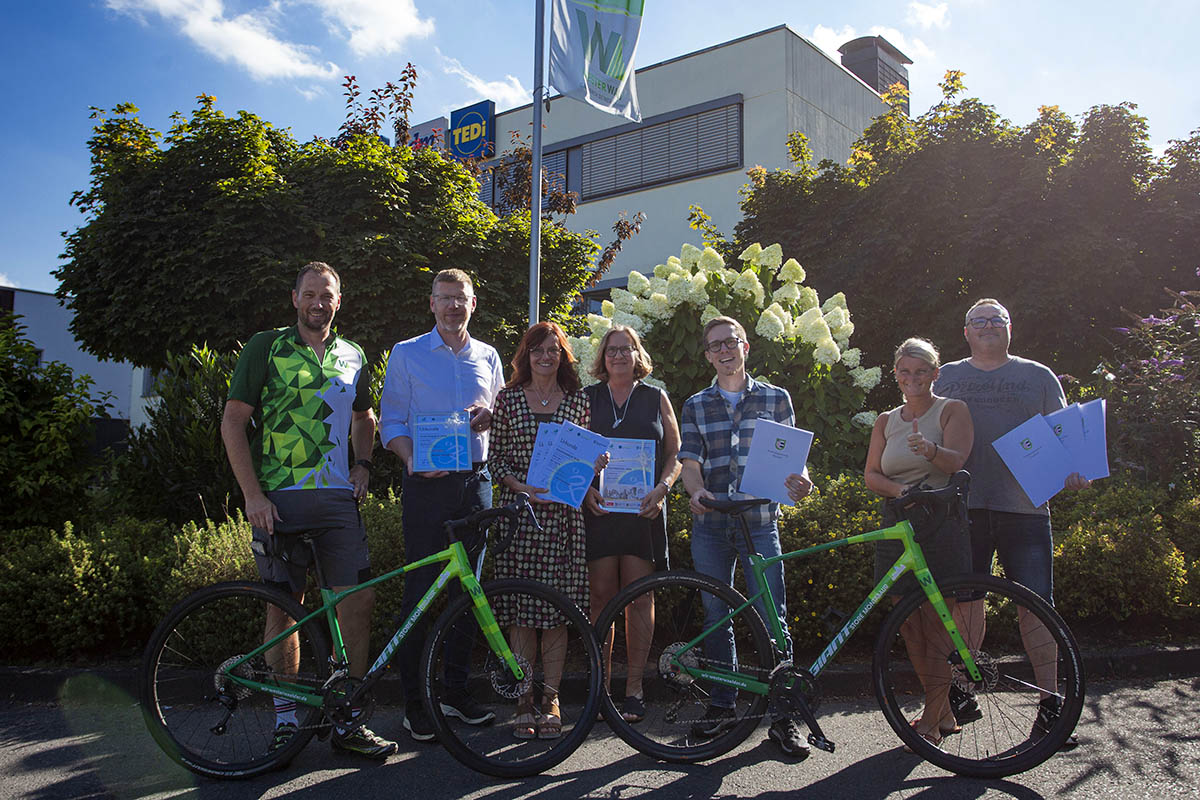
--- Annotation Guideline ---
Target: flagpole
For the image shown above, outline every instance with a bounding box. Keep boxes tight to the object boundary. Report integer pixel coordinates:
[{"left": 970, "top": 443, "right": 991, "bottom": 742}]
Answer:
[{"left": 528, "top": 0, "right": 546, "bottom": 327}]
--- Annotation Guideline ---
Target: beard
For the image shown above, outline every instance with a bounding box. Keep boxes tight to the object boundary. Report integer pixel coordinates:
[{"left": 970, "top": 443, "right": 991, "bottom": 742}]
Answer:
[{"left": 299, "top": 308, "right": 332, "bottom": 332}]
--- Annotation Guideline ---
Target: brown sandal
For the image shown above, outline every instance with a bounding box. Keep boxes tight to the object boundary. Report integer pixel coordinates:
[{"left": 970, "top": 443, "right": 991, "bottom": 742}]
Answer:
[
  {"left": 538, "top": 691, "right": 562, "bottom": 739},
  {"left": 513, "top": 694, "right": 537, "bottom": 740}
]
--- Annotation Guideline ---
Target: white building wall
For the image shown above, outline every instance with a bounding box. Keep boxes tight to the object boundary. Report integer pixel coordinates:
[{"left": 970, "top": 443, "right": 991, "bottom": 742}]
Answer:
[
  {"left": 491, "top": 25, "right": 887, "bottom": 280},
  {"left": 8, "top": 287, "right": 134, "bottom": 419}
]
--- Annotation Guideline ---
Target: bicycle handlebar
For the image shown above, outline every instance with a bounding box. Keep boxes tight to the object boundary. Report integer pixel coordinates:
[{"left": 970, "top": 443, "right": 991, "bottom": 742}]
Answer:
[
  {"left": 885, "top": 470, "right": 970, "bottom": 542},
  {"left": 443, "top": 493, "right": 542, "bottom": 557}
]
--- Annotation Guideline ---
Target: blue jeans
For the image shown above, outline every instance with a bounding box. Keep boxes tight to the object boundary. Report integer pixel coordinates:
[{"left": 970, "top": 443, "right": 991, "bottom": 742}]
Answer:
[
  {"left": 968, "top": 509, "right": 1054, "bottom": 604},
  {"left": 690, "top": 513, "right": 791, "bottom": 708},
  {"left": 397, "top": 467, "right": 491, "bottom": 700}
]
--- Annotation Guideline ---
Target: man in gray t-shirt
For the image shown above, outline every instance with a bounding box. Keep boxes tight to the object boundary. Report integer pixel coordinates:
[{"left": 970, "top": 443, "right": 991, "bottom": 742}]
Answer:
[{"left": 934, "top": 298, "right": 1087, "bottom": 748}]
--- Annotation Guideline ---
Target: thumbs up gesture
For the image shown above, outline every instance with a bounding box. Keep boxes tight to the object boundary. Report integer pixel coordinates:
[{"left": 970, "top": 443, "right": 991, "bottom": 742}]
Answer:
[{"left": 907, "top": 418, "right": 934, "bottom": 460}]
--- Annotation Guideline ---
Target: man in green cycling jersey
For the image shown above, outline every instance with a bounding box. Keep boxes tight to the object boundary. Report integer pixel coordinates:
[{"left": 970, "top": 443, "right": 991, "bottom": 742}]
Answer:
[{"left": 221, "top": 261, "right": 396, "bottom": 759}]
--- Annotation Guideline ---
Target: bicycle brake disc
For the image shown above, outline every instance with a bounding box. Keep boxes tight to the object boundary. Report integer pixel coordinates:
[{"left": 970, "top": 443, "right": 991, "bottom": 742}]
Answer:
[
  {"left": 490, "top": 653, "right": 533, "bottom": 699},
  {"left": 952, "top": 650, "right": 998, "bottom": 693}
]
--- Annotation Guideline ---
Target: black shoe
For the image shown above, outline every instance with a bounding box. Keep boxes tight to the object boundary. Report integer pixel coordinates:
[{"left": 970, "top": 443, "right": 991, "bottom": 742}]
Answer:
[
  {"left": 440, "top": 689, "right": 497, "bottom": 725},
  {"left": 331, "top": 726, "right": 398, "bottom": 759},
  {"left": 767, "top": 717, "right": 811, "bottom": 759},
  {"left": 689, "top": 704, "right": 736, "bottom": 739},
  {"left": 269, "top": 721, "right": 298, "bottom": 753},
  {"left": 403, "top": 702, "right": 437, "bottom": 742},
  {"left": 1032, "top": 696, "right": 1079, "bottom": 751},
  {"left": 949, "top": 684, "right": 982, "bottom": 724}
]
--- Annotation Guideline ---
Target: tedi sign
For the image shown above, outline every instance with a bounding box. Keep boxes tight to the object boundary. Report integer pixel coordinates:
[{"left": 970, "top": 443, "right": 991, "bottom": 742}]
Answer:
[{"left": 448, "top": 100, "right": 496, "bottom": 160}]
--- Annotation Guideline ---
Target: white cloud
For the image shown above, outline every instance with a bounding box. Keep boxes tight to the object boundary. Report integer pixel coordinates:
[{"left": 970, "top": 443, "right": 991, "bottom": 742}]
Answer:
[
  {"left": 309, "top": 0, "right": 434, "bottom": 57},
  {"left": 296, "top": 85, "right": 324, "bottom": 101},
  {"left": 808, "top": 23, "right": 934, "bottom": 64},
  {"left": 107, "top": 0, "right": 339, "bottom": 81},
  {"left": 0, "top": 272, "right": 15, "bottom": 288},
  {"left": 440, "top": 52, "right": 529, "bottom": 111},
  {"left": 906, "top": 1, "right": 949, "bottom": 30},
  {"left": 807, "top": 24, "right": 858, "bottom": 60},
  {"left": 868, "top": 26, "right": 934, "bottom": 62}
]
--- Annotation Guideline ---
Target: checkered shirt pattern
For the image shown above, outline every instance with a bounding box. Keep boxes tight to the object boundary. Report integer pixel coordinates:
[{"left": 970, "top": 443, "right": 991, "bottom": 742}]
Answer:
[{"left": 678, "top": 376, "right": 796, "bottom": 529}]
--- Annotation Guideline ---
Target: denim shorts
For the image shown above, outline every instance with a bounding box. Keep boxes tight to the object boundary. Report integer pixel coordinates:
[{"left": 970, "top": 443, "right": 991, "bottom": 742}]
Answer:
[{"left": 967, "top": 509, "right": 1054, "bottom": 604}]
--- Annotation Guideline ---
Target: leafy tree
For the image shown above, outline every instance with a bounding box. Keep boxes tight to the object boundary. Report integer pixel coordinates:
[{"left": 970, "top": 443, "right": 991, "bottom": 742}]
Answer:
[
  {"left": 0, "top": 314, "right": 110, "bottom": 529},
  {"left": 57, "top": 86, "right": 598, "bottom": 370},
  {"left": 734, "top": 73, "right": 1200, "bottom": 381}
]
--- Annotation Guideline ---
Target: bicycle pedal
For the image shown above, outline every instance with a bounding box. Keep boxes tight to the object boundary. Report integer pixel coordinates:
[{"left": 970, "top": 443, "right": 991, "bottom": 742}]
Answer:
[{"left": 807, "top": 733, "right": 835, "bottom": 753}]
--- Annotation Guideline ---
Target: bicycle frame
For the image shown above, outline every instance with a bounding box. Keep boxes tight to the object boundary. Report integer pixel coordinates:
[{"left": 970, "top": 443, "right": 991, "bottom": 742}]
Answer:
[
  {"left": 218, "top": 538, "right": 525, "bottom": 707},
  {"left": 672, "top": 518, "right": 983, "bottom": 694}
]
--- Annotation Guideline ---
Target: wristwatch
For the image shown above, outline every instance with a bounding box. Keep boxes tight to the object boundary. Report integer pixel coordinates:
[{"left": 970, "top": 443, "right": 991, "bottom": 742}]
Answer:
[{"left": 354, "top": 459, "right": 374, "bottom": 473}]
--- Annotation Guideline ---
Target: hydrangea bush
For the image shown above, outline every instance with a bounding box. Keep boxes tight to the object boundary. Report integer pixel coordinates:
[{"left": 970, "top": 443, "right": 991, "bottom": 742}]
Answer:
[{"left": 569, "top": 242, "right": 882, "bottom": 472}]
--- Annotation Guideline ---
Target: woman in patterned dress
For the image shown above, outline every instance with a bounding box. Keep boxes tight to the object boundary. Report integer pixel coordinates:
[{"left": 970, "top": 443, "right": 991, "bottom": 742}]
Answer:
[{"left": 491, "top": 321, "right": 592, "bottom": 739}]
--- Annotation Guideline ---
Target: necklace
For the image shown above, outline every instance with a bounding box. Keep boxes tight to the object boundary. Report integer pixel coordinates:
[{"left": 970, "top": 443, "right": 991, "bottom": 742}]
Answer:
[
  {"left": 608, "top": 381, "right": 638, "bottom": 428},
  {"left": 530, "top": 383, "right": 559, "bottom": 407}
]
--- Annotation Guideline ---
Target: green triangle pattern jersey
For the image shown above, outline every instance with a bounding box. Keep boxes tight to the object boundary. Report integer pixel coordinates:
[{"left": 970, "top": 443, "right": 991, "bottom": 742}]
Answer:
[{"left": 228, "top": 326, "right": 371, "bottom": 492}]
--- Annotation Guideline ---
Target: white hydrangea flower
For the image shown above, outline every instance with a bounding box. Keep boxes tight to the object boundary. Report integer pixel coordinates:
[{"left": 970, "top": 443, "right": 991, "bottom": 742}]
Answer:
[
  {"left": 778, "top": 258, "right": 806, "bottom": 283},
  {"left": 627, "top": 270, "right": 651, "bottom": 297},
  {"left": 666, "top": 255, "right": 682, "bottom": 269},
  {"left": 645, "top": 292, "right": 673, "bottom": 320},
  {"left": 647, "top": 275, "right": 668, "bottom": 296},
  {"left": 569, "top": 336, "right": 598, "bottom": 385},
  {"left": 797, "top": 285, "right": 820, "bottom": 311},
  {"left": 852, "top": 411, "right": 878, "bottom": 427},
  {"left": 772, "top": 282, "right": 801, "bottom": 304},
  {"left": 687, "top": 271, "right": 709, "bottom": 305},
  {"left": 850, "top": 366, "right": 882, "bottom": 391},
  {"left": 756, "top": 309, "right": 787, "bottom": 340},
  {"left": 796, "top": 307, "right": 831, "bottom": 343},
  {"left": 611, "top": 287, "right": 637, "bottom": 314},
  {"left": 738, "top": 242, "right": 763, "bottom": 263},
  {"left": 641, "top": 374, "right": 668, "bottom": 391},
  {"left": 813, "top": 336, "right": 841, "bottom": 365},
  {"left": 822, "top": 291, "right": 847, "bottom": 313},
  {"left": 601, "top": 299, "right": 615, "bottom": 318},
  {"left": 700, "top": 304, "right": 722, "bottom": 326},
  {"left": 841, "top": 347, "right": 862, "bottom": 369},
  {"left": 733, "top": 269, "right": 765, "bottom": 305},
  {"left": 587, "top": 313, "right": 611, "bottom": 338},
  {"left": 698, "top": 246, "right": 725, "bottom": 272},
  {"left": 612, "top": 309, "right": 648, "bottom": 335},
  {"left": 680, "top": 243, "right": 702, "bottom": 269},
  {"left": 665, "top": 272, "right": 690, "bottom": 308},
  {"left": 765, "top": 302, "right": 792, "bottom": 328},
  {"left": 758, "top": 243, "right": 783, "bottom": 269},
  {"left": 833, "top": 321, "right": 855, "bottom": 349},
  {"left": 823, "top": 306, "right": 849, "bottom": 331}
]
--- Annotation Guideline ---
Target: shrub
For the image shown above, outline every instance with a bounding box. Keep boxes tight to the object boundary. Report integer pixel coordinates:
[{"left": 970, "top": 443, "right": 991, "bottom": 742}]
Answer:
[
  {"left": 566, "top": 243, "right": 881, "bottom": 474},
  {"left": 0, "top": 314, "right": 110, "bottom": 530}
]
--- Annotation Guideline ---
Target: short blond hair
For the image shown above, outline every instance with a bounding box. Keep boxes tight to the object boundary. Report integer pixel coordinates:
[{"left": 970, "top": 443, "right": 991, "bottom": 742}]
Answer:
[
  {"left": 893, "top": 337, "right": 940, "bottom": 368},
  {"left": 701, "top": 315, "right": 747, "bottom": 345},
  {"left": 589, "top": 324, "right": 653, "bottom": 381},
  {"left": 432, "top": 269, "right": 474, "bottom": 293}
]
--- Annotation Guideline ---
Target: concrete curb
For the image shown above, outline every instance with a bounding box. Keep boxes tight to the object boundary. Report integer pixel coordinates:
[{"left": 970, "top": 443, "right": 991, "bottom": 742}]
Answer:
[{"left": 5, "top": 643, "right": 1199, "bottom": 706}]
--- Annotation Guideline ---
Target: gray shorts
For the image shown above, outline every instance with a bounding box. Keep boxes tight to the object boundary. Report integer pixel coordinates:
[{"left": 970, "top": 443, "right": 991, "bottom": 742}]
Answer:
[{"left": 251, "top": 488, "right": 370, "bottom": 592}]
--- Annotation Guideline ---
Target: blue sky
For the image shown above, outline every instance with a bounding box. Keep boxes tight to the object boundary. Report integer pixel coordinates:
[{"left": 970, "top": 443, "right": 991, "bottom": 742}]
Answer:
[{"left": 2, "top": 0, "right": 1197, "bottom": 293}]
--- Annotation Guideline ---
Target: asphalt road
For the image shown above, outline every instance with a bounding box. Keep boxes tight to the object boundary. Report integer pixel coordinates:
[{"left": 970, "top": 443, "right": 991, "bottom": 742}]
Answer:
[{"left": 2, "top": 673, "right": 1197, "bottom": 800}]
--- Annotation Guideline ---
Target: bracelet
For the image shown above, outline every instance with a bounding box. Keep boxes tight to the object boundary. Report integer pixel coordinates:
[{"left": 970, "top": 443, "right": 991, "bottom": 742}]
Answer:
[
  {"left": 355, "top": 458, "right": 374, "bottom": 472},
  {"left": 659, "top": 480, "right": 671, "bottom": 490},
  {"left": 925, "top": 443, "right": 938, "bottom": 462}
]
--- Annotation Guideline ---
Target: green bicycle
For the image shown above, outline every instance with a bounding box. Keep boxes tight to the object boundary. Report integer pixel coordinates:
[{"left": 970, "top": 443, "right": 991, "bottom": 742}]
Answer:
[
  {"left": 141, "top": 494, "right": 602, "bottom": 779},
  {"left": 594, "top": 473, "right": 1085, "bottom": 778}
]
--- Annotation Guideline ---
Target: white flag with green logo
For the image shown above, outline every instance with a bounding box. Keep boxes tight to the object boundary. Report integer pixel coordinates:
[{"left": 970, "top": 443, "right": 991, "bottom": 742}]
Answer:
[{"left": 548, "top": 0, "right": 644, "bottom": 122}]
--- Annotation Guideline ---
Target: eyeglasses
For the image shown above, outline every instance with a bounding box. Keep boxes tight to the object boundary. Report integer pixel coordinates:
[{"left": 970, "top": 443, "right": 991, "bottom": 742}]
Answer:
[
  {"left": 705, "top": 337, "right": 745, "bottom": 354},
  {"left": 433, "top": 293, "right": 472, "bottom": 306},
  {"left": 605, "top": 345, "right": 634, "bottom": 357},
  {"left": 967, "top": 315, "right": 1009, "bottom": 329},
  {"left": 530, "top": 346, "right": 562, "bottom": 358}
]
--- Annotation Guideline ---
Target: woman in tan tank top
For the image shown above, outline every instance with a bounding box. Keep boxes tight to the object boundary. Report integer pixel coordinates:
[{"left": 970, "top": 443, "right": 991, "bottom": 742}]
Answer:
[{"left": 864, "top": 337, "right": 974, "bottom": 750}]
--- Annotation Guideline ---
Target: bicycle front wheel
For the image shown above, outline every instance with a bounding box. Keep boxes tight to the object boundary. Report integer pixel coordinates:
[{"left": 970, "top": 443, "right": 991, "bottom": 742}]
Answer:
[
  {"left": 593, "top": 570, "right": 775, "bottom": 763},
  {"left": 140, "top": 582, "right": 330, "bottom": 779},
  {"left": 873, "top": 573, "right": 1085, "bottom": 778},
  {"left": 421, "top": 578, "right": 602, "bottom": 778}
]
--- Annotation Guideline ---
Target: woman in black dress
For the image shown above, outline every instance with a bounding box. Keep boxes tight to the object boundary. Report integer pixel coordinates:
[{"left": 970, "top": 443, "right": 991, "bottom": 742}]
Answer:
[{"left": 583, "top": 324, "right": 681, "bottom": 723}]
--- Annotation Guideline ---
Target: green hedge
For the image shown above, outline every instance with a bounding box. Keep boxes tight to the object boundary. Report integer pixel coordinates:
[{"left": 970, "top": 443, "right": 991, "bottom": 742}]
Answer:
[{"left": 2, "top": 472, "right": 1196, "bottom": 663}]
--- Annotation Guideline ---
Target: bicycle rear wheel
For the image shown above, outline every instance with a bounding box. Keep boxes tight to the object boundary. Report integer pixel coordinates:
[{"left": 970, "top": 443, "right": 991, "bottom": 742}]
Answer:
[
  {"left": 140, "top": 582, "right": 330, "bottom": 779},
  {"left": 421, "top": 578, "right": 602, "bottom": 778},
  {"left": 593, "top": 570, "right": 775, "bottom": 763},
  {"left": 873, "top": 573, "right": 1085, "bottom": 778}
]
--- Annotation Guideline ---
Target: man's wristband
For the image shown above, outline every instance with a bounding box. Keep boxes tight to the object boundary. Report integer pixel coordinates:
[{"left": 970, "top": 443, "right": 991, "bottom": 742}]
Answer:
[{"left": 355, "top": 459, "right": 374, "bottom": 472}]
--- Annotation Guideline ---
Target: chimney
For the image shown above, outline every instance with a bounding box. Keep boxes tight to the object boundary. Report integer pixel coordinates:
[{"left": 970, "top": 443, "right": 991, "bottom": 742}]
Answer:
[{"left": 838, "top": 35, "right": 913, "bottom": 114}]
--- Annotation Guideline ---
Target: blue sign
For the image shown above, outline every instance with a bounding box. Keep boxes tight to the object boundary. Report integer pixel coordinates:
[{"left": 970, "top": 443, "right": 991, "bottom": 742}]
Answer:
[{"left": 448, "top": 100, "right": 495, "bottom": 160}]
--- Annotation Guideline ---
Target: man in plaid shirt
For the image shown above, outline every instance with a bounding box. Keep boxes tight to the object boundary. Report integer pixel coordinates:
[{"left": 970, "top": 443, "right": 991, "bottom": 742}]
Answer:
[{"left": 678, "top": 315, "right": 813, "bottom": 758}]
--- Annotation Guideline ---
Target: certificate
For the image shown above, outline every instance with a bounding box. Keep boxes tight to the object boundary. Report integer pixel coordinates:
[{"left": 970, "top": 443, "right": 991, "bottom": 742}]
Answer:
[
  {"left": 1077, "top": 398, "right": 1110, "bottom": 480},
  {"left": 738, "top": 419, "right": 814, "bottom": 506},
  {"left": 527, "top": 420, "right": 610, "bottom": 509},
  {"left": 1045, "top": 404, "right": 1088, "bottom": 475},
  {"left": 599, "top": 438, "right": 656, "bottom": 513},
  {"left": 412, "top": 412, "right": 470, "bottom": 472},
  {"left": 991, "top": 414, "right": 1075, "bottom": 508}
]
